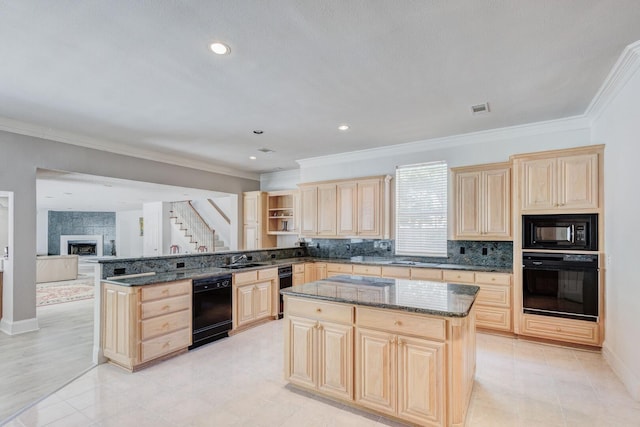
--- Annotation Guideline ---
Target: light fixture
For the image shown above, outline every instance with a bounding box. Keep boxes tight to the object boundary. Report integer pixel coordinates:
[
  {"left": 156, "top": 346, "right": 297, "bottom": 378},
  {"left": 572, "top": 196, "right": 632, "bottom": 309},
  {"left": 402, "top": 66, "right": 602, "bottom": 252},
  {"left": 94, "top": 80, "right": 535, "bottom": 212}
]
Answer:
[
  {"left": 471, "top": 102, "right": 490, "bottom": 115},
  {"left": 253, "top": 130, "right": 264, "bottom": 135},
  {"left": 258, "top": 147, "right": 274, "bottom": 154},
  {"left": 210, "top": 42, "right": 230, "bottom": 55},
  {"left": 338, "top": 124, "right": 350, "bottom": 131},
  {"left": 249, "top": 156, "right": 257, "bottom": 160}
]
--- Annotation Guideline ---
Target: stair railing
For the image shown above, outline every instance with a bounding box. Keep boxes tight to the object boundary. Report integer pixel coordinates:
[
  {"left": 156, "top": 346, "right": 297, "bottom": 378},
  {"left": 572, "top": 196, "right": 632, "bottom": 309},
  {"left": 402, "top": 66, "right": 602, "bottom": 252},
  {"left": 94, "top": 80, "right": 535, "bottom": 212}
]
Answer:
[{"left": 169, "top": 201, "right": 215, "bottom": 253}]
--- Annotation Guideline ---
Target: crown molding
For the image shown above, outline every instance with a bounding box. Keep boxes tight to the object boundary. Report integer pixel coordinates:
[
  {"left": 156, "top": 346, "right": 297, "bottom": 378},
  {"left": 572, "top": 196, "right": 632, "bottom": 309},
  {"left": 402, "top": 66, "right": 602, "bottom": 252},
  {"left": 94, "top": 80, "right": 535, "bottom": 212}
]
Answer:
[
  {"left": 0, "top": 117, "right": 260, "bottom": 181},
  {"left": 585, "top": 40, "right": 640, "bottom": 123},
  {"left": 296, "top": 115, "right": 590, "bottom": 168}
]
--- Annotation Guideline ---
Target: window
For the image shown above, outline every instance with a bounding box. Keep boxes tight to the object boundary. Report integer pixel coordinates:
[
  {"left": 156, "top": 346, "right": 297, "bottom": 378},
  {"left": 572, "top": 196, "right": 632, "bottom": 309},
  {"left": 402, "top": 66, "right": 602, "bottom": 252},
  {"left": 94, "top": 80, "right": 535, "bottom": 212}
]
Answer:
[{"left": 395, "top": 161, "right": 448, "bottom": 256}]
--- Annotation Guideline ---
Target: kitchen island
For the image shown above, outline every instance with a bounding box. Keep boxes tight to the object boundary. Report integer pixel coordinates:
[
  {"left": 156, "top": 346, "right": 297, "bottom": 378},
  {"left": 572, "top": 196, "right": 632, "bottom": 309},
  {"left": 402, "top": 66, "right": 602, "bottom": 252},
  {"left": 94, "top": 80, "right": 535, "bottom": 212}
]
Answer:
[{"left": 282, "top": 275, "right": 479, "bottom": 427}]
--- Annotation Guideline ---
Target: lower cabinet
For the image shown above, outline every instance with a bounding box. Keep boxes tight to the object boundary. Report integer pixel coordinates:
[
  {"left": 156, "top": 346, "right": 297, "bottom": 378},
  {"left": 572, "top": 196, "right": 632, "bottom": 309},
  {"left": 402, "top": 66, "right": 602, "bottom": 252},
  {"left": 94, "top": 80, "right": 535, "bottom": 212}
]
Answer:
[
  {"left": 356, "top": 327, "right": 444, "bottom": 426},
  {"left": 102, "top": 279, "right": 192, "bottom": 371},
  {"left": 293, "top": 263, "right": 306, "bottom": 285},
  {"left": 233, "top": 268, "right": 277, "bottom": 330},
  {"left": 520, "top": 313, "right": 600, "bottom": 346},
  {"left": 284, "top": 297, "right": 354, "bottom": 400}
]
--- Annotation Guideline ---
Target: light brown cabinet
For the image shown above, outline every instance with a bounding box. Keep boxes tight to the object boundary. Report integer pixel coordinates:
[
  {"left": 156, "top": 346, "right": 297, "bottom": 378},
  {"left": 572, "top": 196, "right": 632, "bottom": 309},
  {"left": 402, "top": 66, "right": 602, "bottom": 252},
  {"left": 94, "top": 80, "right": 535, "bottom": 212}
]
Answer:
[
  {"left": 304, "top": 262, "right": 327, "bottom": 283},
  {"left": 293, "top": 263, "right": 306, "bottom": 285},
  {"left": 284, "top": 297, "right": 354, "bottom": 401},
  {"left": 233, "top": 268, "right": 278, "bottom": 330},
  {"left": 453, "top": 163, "right": 511, "bottom": 240},
  {"left": 243, "top": 191, "right": 275, "bottom": 250},
  {"left": 520, "top": 313, "right": 599, "bottom": 346},
  {"left": 520, "top": 152, "right": 599, "bottom": 212},
  {"left": 102, "top": 280, "right": 192, "bottom": 371},
  {"left": 299, "top": 175, "right": 391, "bottom": 239}
]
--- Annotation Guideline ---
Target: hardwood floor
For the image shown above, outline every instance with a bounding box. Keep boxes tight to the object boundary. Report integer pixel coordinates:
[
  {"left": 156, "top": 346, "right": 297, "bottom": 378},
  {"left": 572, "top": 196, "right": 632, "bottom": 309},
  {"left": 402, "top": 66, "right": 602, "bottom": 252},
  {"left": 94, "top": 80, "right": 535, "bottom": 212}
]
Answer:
[{"left": 0, "top": 298, "right": 94, "bottom": 423}]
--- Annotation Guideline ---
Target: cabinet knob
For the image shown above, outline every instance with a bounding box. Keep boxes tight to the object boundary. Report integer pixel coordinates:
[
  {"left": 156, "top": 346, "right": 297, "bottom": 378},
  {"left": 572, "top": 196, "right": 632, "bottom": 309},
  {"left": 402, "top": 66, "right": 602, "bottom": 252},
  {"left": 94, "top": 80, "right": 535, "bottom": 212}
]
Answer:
[
  {"left": 394, "top": 320, "right": 402, "bottom": 326},
  {"left": 162, "top": 323, "right": 169, "bottom": 330},
  {"left": 556, "top": 327, "right": 562, "bottom": 332},
  {"left": 316, "top": 308, "right": 322, "bottom": 313},
  {"left": 162, "top": 305, "right": 170, "bottom": 311}
]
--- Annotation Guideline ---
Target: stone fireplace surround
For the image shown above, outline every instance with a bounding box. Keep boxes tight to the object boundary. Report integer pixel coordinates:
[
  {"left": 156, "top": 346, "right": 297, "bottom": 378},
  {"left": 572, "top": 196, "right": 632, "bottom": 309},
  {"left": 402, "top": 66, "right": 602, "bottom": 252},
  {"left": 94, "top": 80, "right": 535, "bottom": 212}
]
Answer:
[{"left": 60, "top": 235, "right": 103, "bottom": 257}]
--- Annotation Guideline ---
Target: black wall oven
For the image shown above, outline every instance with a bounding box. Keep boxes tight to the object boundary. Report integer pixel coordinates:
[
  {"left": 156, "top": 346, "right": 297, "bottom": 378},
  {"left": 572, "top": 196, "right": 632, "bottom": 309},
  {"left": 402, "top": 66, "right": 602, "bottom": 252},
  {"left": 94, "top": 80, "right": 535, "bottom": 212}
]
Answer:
[
  {"left": 522, "top": 252, "right": 598, "bottom": 322},
  {"left": 278, "top": 265, "right": 293, "bottom": 319},
  {"left": 523, "top": 214, "right": 598, "bottom": 251}
]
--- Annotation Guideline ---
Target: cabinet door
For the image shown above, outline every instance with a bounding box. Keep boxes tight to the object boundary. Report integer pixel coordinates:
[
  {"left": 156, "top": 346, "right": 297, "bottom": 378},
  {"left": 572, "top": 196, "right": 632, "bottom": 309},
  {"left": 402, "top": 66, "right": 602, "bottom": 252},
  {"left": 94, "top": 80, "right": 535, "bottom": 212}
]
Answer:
[
  {"left": 243, "top": 192, "right": 259, "bottom": 224},
  {"left": 317, "top": 184, "right": 337, "bottom": 236},
  {"left": 293, "top": 272, "right": 306, "bottom": 286},
  {"left": 102, "top": 284, "right": 137, "bottom": 368},
  {"left": 522, "top": 158, "right": 556, "bottom": 211},
  {"left": 357, "top": 179, "right": 381, "bottom": 237},
  {"left": 254, "top": 281, "right": 272, "bottom": 320},
  {"left": 236, "top": 284, "right": 255, "bottom": 327},
  {"left": 337, "top": 182, "right": 357, "bottom": 236},
  {"left": 243, "top": 224, "right": 258, "bottom": 250},
  {"left": 557, "top": 153, "right": 598, "bottom": 209},
  {"left": 454, "top": 171, "right": 481, "bottom": 238},
  {"left": 397, "top": 336, "right": 444, "bottom": 426},
  {"left": 285, "top": 316, "right": 316, "bottom": 389},
  {"left": 317, "top": 322, "right": 353, "bottom": 400},
  {"left": 299, "top": 186, "right": 318, "bottom": 235},
  {"left": 356, "top": 328, "right": 396, "bottom": 415},
  {"left": 483, "top": 167, "right": 511, "bottom": 238}
]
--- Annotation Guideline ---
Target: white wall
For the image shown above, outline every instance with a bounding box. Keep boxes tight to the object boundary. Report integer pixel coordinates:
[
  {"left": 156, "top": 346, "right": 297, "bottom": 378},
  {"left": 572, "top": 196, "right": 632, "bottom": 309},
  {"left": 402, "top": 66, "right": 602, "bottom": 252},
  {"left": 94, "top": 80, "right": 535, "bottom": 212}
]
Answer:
[
  {"left": 592, "top": 56, "right": 640, "bottom": 400},
  {"left": 0, "top": 197, "right": 8, "bottom": 253},
  {"left": 115, "top": 210, "right": 144, "bottom": 258},
  {"left": 191, "top": 196, "right": 238, "bottom": 250}
]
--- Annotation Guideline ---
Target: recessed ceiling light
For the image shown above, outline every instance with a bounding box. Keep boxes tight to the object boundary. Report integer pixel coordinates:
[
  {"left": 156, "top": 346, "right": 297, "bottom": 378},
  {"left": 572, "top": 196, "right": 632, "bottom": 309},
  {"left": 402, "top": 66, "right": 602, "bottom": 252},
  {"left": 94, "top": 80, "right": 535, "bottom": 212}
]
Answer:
[
  {"left": 258, "top": 147, "right": 274, "bottom": 154},
  {"left": 253, "top": 130, "right": 264, "bottom": 135},
  {"left": 338, "top": 124, "right": 350, "bottom": 131},
  {"left": 249, "top": 156, "right": 257, "bottom": 160},
  {"left": 210, "top": 42, "right": 230, "bottom": 55},
  {"left": 63, "top": 192, "right": 72, "bottom": 195}
]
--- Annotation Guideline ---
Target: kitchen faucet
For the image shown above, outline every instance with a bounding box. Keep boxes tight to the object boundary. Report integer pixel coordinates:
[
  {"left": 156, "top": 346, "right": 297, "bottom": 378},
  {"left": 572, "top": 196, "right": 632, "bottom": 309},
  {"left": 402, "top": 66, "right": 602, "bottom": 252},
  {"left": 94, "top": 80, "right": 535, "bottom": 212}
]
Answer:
[{"left": 229, "top": 254, "right": 247, "bottom": 265}]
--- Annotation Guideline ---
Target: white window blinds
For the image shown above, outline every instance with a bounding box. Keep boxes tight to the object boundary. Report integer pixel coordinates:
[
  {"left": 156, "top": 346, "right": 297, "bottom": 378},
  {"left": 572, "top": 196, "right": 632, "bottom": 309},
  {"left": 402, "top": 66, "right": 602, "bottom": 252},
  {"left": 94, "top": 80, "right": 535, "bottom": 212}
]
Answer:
[{"left": 395, "top": 161, "right": 448, "bottom": 256}]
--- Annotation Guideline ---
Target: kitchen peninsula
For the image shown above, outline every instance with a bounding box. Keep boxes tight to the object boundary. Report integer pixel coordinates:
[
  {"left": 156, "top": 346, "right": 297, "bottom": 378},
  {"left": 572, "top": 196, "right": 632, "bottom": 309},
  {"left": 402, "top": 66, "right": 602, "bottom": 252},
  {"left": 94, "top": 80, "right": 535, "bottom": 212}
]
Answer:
[{"left": 282, "top": 275, "right": 479, "bottom": 427}]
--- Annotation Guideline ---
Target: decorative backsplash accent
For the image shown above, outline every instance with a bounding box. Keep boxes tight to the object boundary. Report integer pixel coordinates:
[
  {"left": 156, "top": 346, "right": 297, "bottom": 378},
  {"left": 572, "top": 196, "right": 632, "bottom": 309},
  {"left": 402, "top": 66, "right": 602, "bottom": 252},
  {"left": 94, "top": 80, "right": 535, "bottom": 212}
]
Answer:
[
  {"left": 447, "top": 240, "right": 513, "bottom": 267},
  {"left": 100, "top": 247, "right": 307, "bottom": 279}
]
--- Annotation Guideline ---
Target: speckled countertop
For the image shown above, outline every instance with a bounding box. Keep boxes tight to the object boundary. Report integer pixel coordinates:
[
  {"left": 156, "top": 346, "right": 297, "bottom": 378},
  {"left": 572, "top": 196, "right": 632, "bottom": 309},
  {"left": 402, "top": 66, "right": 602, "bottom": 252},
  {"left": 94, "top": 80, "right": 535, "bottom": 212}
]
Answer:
[
  {"left": 102, "top": 256, "right": 510, "bottom": 286},
  {"left": 281, "top": 275, "right": 479, "bottom": 318}
]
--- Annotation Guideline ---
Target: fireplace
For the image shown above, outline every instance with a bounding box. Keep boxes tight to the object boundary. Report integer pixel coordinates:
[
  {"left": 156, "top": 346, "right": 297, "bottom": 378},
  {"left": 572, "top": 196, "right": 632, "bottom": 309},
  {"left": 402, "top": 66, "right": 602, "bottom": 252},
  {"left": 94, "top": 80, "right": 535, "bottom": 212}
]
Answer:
[
  {"left": 60, "top": 235, "right": 104, "bottom": 257},
  {"left": 68, "top": 241, "right": 97, "bottom": 256}
]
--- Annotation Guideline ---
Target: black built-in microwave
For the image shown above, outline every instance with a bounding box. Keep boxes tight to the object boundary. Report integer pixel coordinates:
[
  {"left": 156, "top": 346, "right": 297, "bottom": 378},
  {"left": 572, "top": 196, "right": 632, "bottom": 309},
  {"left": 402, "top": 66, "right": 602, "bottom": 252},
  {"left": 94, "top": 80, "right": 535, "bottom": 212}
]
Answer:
[{"left": 523, "top": 214, "right": 598, "bottom": 251}]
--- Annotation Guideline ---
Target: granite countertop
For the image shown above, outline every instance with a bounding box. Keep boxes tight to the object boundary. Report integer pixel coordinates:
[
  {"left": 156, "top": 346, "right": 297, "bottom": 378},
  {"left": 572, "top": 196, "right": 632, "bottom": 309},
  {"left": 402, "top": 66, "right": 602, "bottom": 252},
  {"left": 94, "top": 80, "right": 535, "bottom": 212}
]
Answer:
[
  {"left": 281, "top": 275, "right": 480, "bottom": 318},
  {"left": 102, "top": 256, "right": 511, "bottom": 286}
]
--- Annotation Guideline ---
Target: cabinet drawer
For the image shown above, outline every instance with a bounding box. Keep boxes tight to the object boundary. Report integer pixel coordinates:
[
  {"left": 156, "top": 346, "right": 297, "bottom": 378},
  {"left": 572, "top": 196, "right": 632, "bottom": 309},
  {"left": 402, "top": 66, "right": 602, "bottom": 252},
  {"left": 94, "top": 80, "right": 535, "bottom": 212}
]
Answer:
[
  {"left": 475, "top": 307, "right": 511, "bottom": 332},
  {"left": 287, "top": 297, "right": 353, "bottom": 324},
  {"left": 475, "top": 272, "right": 511, "bottom": 286},
  {"left": 293, "top": 264, "right": 305, "bottom": 274},
  {"left": 141, "top": 294, "right": 190, "bottom": 319},
  {"left": 234, "top": 270, "right": 258, "bottom": 284},
  {"left": 380, "top": 266, "right": 410, "bottom": 279},
  {"left": 521, "top": 314, "right": 600, "bottom": 346},
  {"left": 140, "top": 328, "right": 191, "bottom": 362},
  {"left": 411, "top": 268, "right": 443, "bottom": 281},
  {"left": 259, "top": 268, "right": 278, "bottom": 280},
  {"left": 476, "top": 283, "right": 511, "bottom": 308},
  {"left": 442, "top": 270, "right": 475, "bottom": 284},
  {"left": 140, "top": 310, "right": 191, "bottom": 340},
  {"left": 352, "top": 265, "right": 382, "bottom": 276},
  {"left": 356, "top": 307, "right": 445, "bottom": 341},
  {"left": 140, "top": 280, "right": 191, "bottom": 301},
  {"left": 326, "top": 263, "right": 353, "bottom": 274}
]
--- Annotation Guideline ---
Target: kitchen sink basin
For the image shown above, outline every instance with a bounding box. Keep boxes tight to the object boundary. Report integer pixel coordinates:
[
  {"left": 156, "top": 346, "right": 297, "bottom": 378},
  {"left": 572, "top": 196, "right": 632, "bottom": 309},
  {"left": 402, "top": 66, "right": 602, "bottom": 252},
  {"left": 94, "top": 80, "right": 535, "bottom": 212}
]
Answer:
[{"left": 220, "top": 263, "right": 265, "bottom": 269}]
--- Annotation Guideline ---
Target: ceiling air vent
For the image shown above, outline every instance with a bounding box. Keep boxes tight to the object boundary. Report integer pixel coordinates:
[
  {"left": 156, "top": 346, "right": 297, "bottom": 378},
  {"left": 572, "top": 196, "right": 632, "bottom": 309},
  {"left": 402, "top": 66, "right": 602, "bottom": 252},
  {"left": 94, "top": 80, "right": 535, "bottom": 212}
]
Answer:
[
  {"left": 257, "top": 147, "right": 275, "bottom": 154},
  {"left": 471, "top": 102, "right": 490, "bottom": 115}
]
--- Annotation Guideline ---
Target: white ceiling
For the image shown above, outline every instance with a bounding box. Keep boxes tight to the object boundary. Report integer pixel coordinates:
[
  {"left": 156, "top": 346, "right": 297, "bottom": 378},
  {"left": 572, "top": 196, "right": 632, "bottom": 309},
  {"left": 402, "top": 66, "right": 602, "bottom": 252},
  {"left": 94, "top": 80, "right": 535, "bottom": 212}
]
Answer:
[
  {"left": 2, "top": 1, "right": 640, "bottom": 176},
  {"left": 36, "top": 169, "right": 232, "bottom": 212}
]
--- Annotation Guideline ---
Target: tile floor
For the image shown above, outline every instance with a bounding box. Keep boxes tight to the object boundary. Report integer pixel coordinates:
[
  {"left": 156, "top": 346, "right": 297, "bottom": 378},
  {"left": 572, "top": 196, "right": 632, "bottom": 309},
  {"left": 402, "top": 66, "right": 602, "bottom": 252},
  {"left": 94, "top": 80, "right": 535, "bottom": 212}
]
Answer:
[{"left": 4, "top": 320, "right": 640, "bottom": 427}]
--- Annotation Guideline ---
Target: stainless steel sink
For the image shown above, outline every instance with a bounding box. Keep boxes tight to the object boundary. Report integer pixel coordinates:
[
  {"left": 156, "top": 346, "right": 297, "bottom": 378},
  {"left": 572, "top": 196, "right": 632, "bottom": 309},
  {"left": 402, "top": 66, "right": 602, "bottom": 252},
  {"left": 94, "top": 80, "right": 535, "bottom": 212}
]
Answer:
[{"left": 220, "top": 263, "right": 265, "bottom": 269}]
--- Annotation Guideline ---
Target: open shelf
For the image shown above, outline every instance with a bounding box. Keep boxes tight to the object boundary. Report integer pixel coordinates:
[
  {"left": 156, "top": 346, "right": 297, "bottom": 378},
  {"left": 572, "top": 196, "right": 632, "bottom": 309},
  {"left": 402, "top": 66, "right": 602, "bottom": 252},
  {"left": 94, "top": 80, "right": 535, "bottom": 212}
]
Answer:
[{"left": 267, "top": 191, "right": 298, "bottom": 235}]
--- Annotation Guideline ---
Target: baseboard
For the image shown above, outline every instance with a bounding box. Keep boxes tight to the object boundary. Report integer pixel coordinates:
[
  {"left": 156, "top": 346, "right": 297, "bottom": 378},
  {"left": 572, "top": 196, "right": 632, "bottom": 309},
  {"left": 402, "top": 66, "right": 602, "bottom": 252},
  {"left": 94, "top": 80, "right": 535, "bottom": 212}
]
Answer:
[
  {"left": 602, "top": 340, "right": 640, "bottom": 401},
  {"left": 0, "top": 317, "right": 39, "bottom": 335}
]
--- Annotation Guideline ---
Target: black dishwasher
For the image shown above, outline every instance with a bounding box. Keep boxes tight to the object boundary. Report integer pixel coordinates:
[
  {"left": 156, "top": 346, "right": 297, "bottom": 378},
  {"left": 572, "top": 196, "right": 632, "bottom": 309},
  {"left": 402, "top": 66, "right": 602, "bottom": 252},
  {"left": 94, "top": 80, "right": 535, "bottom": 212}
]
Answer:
[{"left": 190, "top": 274, "right": 232, "bottom": 349}]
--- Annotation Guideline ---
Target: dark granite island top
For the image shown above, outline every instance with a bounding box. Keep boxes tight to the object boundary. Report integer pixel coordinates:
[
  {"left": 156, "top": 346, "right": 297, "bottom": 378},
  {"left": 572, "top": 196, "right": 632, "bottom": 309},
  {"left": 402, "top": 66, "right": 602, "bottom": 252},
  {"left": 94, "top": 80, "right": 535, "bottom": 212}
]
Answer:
[{"left": 280, "top": 274, "right": 479, "bottom": 318}]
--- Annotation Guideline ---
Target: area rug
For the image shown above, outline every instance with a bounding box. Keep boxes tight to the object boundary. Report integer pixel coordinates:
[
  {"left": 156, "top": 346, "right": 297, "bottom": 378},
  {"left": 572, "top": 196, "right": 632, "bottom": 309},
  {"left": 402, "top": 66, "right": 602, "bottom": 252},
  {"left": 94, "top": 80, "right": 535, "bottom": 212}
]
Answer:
[{"left": 36, "top": 275, "right": 95, "bottom": 306}]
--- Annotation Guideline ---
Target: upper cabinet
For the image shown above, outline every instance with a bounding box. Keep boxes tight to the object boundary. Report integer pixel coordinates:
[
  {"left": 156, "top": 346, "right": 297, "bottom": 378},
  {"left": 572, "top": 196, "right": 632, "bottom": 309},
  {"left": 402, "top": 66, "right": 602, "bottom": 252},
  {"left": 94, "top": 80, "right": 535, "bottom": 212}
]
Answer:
[
  {"left": 243, "top": 191, "right": 276, "bottom": 250},
  {"left": 517, "top": 148, "right": 601, "bottom": 213},
  {"left": 453, "top": 163, "right": 511, "bottom": 240},
  {"left": 299, "top": 176, "right": 392, "bottom": 239},
  {"left": 266, "top": 190, "right": 298, "bottom": 235}
]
